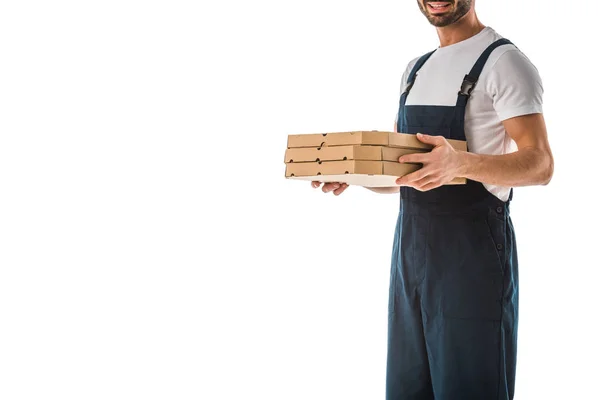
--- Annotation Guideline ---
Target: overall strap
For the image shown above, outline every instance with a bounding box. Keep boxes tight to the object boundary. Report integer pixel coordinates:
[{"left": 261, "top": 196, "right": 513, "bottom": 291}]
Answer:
[
  {"left": 397, "top": 49, "right": 436, "bottom": 132},
  {"left": 457, "top": 38, "right": 513, "bottom": 105},
  {"left": 453, "top": 37, "right": 515, "bottom": 204},
  {"left": 404, "top": 50, "right": 436, "bottom": 95}
]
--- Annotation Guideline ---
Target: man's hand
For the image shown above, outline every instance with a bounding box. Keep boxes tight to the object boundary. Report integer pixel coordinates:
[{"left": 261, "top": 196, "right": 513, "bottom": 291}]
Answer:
[
  {"left": 395, "top": 133, "right": 462, "bottom": 191},
  {"left": 311, "top": 181, "right": 349, "bottom": 196}
]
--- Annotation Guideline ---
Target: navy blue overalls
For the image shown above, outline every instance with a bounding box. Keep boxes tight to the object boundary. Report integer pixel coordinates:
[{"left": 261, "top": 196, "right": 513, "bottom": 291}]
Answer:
[{"left": 386, "top": 39, "right": 519, "bottom": 400}]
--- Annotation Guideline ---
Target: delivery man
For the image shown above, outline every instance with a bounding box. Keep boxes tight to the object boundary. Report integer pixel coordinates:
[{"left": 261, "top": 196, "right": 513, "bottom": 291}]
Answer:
[{"left": 311, "top": 1, "right": 554, "bottom": 399}]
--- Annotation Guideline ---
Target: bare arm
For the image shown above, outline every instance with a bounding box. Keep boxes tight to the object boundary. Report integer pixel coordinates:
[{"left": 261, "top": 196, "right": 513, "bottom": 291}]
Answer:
[
  {"left": 397, "top": 113, "right": 554, "bottom": 190},
  {"left": 457, "top": 113, "right": 553, "bottom": 186},
  {"left": 365, "top": 186, "right": 401, "bottom": 194}
]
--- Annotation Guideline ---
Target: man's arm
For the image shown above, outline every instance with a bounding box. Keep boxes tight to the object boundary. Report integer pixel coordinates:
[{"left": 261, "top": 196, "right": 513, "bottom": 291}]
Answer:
[
  {"left": 396, "top": 113, "right": 554, "bottom": 191},
  {"left": 365, "top": 186, "right": 401, "bottom": 194},
  {"left": 458, "top": 113, "right": 553, "bottom": 186}
]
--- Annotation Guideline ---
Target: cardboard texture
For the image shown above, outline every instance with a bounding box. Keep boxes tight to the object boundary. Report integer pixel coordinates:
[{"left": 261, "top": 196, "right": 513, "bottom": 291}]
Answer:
[
  {"left": 289, "top": 174, "right": 409, "bottom": 187},
  {"left": 285, "top": 160, "right": 418, "bottom": 177},
  {"left": 381, "top": 147, "right": 428, "bottom": 162},
  {"left": 286, "top": 131, "right": 467, "bottom": 152},
  {"left": 287, "top": 131, "right": 389, "bottom": 148},
  {"left": 283, "top": 131, "right": 467, "bottom": 187},
  {"left": 284, "top": 145, "right": 426, "bottom": 163},
  {"left": 287, "top": 174, "right": 466, "bottom": 187},
  {"left": 285, "top": 160, "right": 466, "bottom": 186}
]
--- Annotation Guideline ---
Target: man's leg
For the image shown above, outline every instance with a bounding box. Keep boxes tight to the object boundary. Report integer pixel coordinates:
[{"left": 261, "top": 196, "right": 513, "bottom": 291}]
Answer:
[
  {"left": 386, "top": 295, "right": 435, "bottom": 400},
  {"left": 386, "top": 214, "right": 435, "bottom": 400},
  {"left": 422, "top": 212, "right": 518, "bottom": 400}
]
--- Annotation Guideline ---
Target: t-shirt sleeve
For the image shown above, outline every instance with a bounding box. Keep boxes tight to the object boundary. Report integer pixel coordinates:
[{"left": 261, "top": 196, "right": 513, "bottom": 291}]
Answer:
[{"left": 486, "top": 49, "right": 544, "bottom": 121}]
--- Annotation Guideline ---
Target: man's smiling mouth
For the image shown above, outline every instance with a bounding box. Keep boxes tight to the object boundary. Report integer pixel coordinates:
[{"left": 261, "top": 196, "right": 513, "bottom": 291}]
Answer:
[{"left": 427, "top": 2, "right": 452, "bottom": 14}]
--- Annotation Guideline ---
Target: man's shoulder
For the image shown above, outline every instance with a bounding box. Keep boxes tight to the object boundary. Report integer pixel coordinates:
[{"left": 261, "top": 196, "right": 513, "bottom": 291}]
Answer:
[
  {"left": 402, "top": 52, "right": 433, "bottom": 80},
  {"left": 405, "top": 55, "right": 422, "bottom": 72},
  {"left": 485, "top": 43, "right": 539, "bottom": 79},
  {"left": 479, "top": 29, "right": 535, "bottom": 71}
]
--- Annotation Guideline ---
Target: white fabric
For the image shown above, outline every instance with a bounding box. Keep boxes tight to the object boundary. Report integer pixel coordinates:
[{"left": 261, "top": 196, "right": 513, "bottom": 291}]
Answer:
[{"left": 395, "top": 26, "right": 543, "bottom": 201}]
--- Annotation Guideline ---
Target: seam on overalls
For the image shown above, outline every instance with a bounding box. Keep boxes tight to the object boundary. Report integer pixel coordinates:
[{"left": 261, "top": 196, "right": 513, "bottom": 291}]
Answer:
[
  {"left": 496, "top": 225, "right": 509, "bottom": 400},
  {"left": 418, "top": 216, "right": 431, "bottom": 291},
  {"left": 484, "top": 213, "right": 505, "bottom": 274}
]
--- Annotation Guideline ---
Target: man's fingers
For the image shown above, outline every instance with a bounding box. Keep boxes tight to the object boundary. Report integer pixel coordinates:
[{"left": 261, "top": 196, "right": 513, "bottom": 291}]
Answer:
[
  {"left": 411, "top": 175, "right": 438, "bottom": 191},
  {"left": 418, "top": 181, "right": 442, "bottom": 192},
  {"left": 333, "top": 183, "right": 348, "bottom": 196},
  {"left": 399, "top": 152, "right": 430, "bottom": 164},
  {"left": 322, "top": 182, "right": 341, "bottom": 193},
  {"left": 416, "top": 132, "right": 446, "bottom": 147},
  {"left": 396, "top": 168, "right": 431, "bottom": 185},
  {"left": 311, "top": 181, "right": 348, "bottom": 194}
]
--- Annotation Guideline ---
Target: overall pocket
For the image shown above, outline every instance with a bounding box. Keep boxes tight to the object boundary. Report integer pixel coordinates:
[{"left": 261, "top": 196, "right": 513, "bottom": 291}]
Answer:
[{"left": 433, "top": 213, "right": 505, "bottom": 320}]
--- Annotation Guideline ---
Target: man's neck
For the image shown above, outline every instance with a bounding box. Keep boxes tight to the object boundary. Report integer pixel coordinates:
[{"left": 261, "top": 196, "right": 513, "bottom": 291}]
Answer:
[{"left": 436, "top": 10, "right": 485, "bottom": 47}]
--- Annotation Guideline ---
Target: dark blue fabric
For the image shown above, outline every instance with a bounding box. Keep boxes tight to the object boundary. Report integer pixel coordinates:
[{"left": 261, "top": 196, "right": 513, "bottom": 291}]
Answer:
[
  {"left": 457, "top": 39, "right": 513, "bottom": 108},
  {"left": 407, "top": 50, "right": 436, "bottom": 86},
  {"left": 386, "top": 39, "right": 519, "bottom": 400}
]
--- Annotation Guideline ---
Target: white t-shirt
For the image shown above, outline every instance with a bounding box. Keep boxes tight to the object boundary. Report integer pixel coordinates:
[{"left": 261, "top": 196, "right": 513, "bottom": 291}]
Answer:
[{"left": 395, "top": 26, "right": 543, "bottom": 202}]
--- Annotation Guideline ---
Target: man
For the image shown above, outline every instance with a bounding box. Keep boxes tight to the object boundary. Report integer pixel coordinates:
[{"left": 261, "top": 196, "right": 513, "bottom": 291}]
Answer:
[{"left": 311, "top": 0, "right": 553, "bottom": 399}]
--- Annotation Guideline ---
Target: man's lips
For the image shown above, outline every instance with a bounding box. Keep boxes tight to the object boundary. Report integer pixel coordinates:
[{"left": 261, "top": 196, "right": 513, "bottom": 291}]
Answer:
[{"left": 427, "top": 2, "right": 452, "bottom": 14}]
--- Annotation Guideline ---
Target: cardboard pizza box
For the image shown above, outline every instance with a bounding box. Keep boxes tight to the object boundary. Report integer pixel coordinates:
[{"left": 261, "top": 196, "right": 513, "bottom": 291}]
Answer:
[
  {"left": 285, "top": 160, "right": 466, "bottom": 187},
  {"left": 286, "top": 131, "right": 467, "bottom": 152},
  {"left": 283, "top": 145, "right": 427, "bottom": 163}
]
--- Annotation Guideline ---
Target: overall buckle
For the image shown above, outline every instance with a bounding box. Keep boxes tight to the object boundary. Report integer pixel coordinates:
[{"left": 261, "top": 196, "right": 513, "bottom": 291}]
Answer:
[{"left": 459, "top": 74, "right": 477, "bottom": 96}]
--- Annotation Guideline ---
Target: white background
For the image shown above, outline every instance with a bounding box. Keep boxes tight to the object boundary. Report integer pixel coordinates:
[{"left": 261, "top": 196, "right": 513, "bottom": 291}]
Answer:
[{"left": 0, "top": 1, "right": 597, "bottom": 399}]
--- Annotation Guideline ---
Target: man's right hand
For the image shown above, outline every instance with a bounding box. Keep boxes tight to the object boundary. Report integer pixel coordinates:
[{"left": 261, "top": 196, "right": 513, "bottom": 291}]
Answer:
[{"left": 311, "top": 181, "right": 349, "bottom": 196}]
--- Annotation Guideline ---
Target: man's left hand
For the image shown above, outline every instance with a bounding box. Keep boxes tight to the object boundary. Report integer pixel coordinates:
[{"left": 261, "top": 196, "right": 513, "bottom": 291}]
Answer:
[{"left": 395, "top": 133, "right": 462, "bottom": 191}]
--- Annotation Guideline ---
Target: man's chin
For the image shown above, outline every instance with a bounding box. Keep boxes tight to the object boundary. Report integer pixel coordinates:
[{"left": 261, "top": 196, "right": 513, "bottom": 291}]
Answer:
[
  {"left": 427, "top": 17, "right": 453, "bottom": 27},
  {"left": 426, "top": 11, "right": 463, "bottom": 27}
]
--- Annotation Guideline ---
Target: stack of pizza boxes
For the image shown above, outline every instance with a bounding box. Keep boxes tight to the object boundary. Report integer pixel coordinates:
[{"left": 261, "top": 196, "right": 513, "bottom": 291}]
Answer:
[{"left": 284, "top": 131, "right": 467, "bottom": 187}]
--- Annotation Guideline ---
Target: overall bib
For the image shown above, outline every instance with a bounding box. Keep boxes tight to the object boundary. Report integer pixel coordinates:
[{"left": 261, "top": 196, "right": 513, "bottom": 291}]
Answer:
[{"left": 386, "top": 39, "right": 519, "bottom": 400}]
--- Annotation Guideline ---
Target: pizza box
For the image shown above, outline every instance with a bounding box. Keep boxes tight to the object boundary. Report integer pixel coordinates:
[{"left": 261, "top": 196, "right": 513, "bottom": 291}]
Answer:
[
  {"left": 284, "top": 145, "right": 427, "bottom": 163},
  {"left": 285, "top": 160, "right": 466, "bottom": 187},
  {"left": 286, "top": 131, "right": 467, "bottom": 152}
]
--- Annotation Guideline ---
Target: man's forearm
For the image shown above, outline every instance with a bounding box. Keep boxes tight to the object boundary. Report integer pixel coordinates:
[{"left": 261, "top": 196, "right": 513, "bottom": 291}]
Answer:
[
  {"left": 457, "top": 147, "right": 554, "bottom": 187},
  {"left": 365, "top": 186, "right": 401, "bottom": 194}
]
